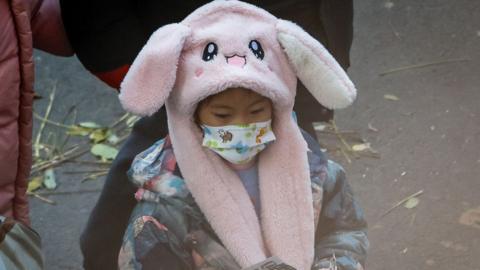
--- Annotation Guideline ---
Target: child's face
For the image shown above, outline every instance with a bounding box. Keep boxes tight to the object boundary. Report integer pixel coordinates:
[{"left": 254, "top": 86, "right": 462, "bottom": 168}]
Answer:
[{"left": 196, "top": 88, "right": 272, "bottom": 126}]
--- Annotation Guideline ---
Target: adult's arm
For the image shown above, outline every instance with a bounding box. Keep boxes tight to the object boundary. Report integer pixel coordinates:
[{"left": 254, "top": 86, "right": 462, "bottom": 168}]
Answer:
[
  {"left": 59, "top": 0, "right": 210, "bottom": 89},
  {"left": 32, "top": 0, "right": 73, "bottom": 56}
]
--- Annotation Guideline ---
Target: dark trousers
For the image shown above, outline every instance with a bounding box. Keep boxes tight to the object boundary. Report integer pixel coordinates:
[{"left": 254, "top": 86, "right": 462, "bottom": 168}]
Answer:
[{"left": 78, "top": 1, "right": 353, "bottom": 269}]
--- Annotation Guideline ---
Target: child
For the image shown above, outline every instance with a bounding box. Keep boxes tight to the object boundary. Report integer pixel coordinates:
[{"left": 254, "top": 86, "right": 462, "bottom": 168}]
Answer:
[{"left": 117, "top": 1, "right": 367, "bottom": 269}]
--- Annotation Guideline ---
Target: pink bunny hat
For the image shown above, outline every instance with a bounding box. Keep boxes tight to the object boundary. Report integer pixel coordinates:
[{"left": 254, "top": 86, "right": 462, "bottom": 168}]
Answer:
[{"left": 119, "top": 1, "right": 356, "bottom": 269}]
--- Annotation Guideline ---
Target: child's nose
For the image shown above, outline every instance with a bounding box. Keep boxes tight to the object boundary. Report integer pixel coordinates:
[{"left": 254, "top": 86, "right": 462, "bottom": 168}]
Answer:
[{"left": 230, "top": 114, "right": 249, "bottom": 126}]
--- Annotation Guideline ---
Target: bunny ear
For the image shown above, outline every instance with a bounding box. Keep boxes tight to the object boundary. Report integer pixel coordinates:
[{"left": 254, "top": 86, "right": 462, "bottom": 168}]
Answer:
[
  {"left": 119, "top": 24, "right": 191, "bottom": 116},
  {"left": 276, "top": 19, "right": 356, "bottom": 109}
]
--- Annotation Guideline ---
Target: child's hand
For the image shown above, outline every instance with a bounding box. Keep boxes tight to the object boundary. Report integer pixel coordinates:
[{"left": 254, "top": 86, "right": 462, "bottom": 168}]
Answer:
[
  {"left": 192, "top": 250, "right": 206, "bottom": 268},
  {"left": 192, "top": 250, "right": 217, "bottom": 269},
  {"left": 186, "top": 230, "right": 241, "bottom": 269}
]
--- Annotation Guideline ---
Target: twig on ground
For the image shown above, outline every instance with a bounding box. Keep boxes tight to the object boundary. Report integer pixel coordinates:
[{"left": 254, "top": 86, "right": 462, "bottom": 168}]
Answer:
[
  {"left": 330, "top": 120, "right": 359, "bottom": 162},
  {"left": 330, "top": 120, "right": 353, "bottom": 152},
  {"left": 31, "top": 147, "right": 89, "bottom": 174},
  {"left": 34, "top": 83, "right": 57, "bottom": 158},
  {"left": 27, "top": 191, "right": 57, "bottom": 205},
  {"left": 368, "top": 123, "right": 379, "bottom": 132},
  {"left": 67, "top": 160, "right": 112, "bottom": 166},
  {"left": 339, "top": 147, "right": 352, "bottom": 164},
  {"left": 59, "top": 107, "right": 78, "bottom": 153},
  {"left": 109, "top": 113, "right": 130, "bottom": 129},
  {"left": 36, "top": 189, "right": 102, "bottom": 196},
  {"left": 33, "top": 112, "right": 70, "bottom": 129},
  {"left": 64, "top": 169, "right": 109, "bottom": 175},
  {"left": 381, "top": 190, "right": 424, "bottom": 217},
  {"left": 32, "top": 145, "right": 80, "bottom": 170},
  {"left": 379, "top": 58, "right": 469, "bottom": 76},
  {"left": 81, "top": 171, "right": 109, "bottom": 183}
]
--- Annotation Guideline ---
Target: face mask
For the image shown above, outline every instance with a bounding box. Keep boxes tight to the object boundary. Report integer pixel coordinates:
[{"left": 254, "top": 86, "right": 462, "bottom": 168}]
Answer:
[{"left": 201, "top": 120, "right": 276, "bottom": 165}]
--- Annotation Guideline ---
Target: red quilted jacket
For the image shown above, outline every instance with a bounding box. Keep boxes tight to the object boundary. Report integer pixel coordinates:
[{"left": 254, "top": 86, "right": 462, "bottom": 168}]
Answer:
[{"left": 0, "top": 0, "right": 72, "bottom": 225}]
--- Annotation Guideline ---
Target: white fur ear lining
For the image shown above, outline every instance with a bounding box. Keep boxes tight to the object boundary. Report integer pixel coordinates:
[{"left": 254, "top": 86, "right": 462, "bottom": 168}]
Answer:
[{"left": 277, "top": 22, "right": 357, "bottom": 109}]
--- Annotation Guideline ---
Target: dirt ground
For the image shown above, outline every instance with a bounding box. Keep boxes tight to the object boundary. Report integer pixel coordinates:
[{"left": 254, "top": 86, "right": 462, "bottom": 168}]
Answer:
[{"left": 30, "top": 0, "right": 480, "bottom": 269}]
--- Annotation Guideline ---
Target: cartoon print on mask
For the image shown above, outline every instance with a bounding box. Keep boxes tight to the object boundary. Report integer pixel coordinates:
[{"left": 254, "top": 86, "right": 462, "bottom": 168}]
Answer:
[
  {"left": 233, "top": 141, "right": 249, "bottom": 154},
  {"left": 256, "top": 127, "right": 267, "bottom": 144},
  {"left": 218, "top": 129, "right": 233, "bottom": 143}
]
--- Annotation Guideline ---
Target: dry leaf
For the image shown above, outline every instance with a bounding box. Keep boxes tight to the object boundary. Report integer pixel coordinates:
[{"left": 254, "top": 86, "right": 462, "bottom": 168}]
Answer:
[
  {"left": 91, "top": 144, "right": 119, "bottom": 161},
  {"left": 27, "top": 176, "right": 43, "bottom": 193},
  {"left": 89, "top": 128, "right": 109, "bottom": 143},
  {"left": 384, "top": 94, "right": 400, "bottom": 101},
  {"left": 459, "top": 206, "right": 480, "bottom": 229},
  {"left": 352, "top": 143, "right": 371, "bottom": 152},
  {"left": 404, "top": 197, "right": 419, "bottom": 209},
  {"left": 43, "top": 168, "right": 57, "bottom": 190},
  {"left": 368, "top": 123, "right": 379, "bottom": 132},
  {"left": 107, "top": 133, "right": 120, "bottom": 145}
]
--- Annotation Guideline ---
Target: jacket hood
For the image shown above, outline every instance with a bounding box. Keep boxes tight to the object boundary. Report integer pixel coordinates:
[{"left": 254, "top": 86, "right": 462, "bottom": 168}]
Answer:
[{"left": 118, "top": 1, "right": 357, "bottom": 269}]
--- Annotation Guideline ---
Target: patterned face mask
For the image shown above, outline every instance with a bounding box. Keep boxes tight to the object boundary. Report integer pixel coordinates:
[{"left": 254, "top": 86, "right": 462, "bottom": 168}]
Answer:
[{"left": 201, "top": 120, "right": 276, "bottom": 165}]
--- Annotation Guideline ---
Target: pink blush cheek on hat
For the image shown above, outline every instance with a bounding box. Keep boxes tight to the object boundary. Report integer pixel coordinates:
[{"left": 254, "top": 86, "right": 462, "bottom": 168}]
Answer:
[{"left": 194, "top": 68, "right": 203, "bottom": 77}]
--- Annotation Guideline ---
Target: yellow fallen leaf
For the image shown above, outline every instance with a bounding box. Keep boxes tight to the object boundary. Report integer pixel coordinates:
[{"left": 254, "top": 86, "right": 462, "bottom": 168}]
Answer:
[
  {"left": 89, "top": 128, "right": 109, "bottom": 143},
  {"left": 27, "top": 176, "right": 43, "bottom": 193},
  {"left": 404, "top": 197, "right": 419, "bottom": 209}
]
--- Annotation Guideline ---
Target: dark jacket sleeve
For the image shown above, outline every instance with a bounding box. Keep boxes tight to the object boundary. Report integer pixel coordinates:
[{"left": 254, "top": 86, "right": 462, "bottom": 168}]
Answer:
[
  {"left": 312, "top": 160, "right": 369, "bottom": 270},
  {"left": 32, "top": 0, "right": 73, "bottom": 56},
  {"left": 59, "top": 0, "right": 210, "bottom": 89}
]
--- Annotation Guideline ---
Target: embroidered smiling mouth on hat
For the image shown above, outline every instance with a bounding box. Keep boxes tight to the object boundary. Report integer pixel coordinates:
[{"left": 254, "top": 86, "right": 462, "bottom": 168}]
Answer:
[{"left": 225, "top": 54, "right": 247, "bottom": 67}]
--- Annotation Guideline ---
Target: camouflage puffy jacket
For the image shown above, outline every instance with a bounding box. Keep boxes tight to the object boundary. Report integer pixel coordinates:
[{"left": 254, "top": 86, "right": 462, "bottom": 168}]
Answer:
[{"left": 118, "top": 132, "right": 368, "bottom": 270}]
